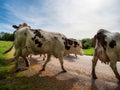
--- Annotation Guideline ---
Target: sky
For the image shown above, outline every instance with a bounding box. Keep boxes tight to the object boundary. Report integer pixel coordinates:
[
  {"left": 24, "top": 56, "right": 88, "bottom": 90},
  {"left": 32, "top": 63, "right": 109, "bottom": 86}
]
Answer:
[{"left": 0, "top": 0, "right": 120, "bottom": 39}]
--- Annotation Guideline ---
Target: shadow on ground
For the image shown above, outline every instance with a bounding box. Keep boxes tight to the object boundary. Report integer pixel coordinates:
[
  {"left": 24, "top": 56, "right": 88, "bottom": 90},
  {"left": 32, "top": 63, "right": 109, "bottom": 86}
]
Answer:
[
  {"left": 1, "top": 55, "right": 120, "bottom": 90},
  {"left": 64, "top": 55, "right": 77, "bottom": 62},
  {"left": 0, "top": 70, "right": 78, "bottom": 90}
]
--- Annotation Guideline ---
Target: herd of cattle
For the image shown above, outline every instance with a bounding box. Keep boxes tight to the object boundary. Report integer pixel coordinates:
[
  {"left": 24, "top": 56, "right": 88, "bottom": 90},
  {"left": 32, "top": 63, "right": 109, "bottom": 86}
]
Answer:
[{"left": 3, "top": 23, "right": 120, "bottom": 81}]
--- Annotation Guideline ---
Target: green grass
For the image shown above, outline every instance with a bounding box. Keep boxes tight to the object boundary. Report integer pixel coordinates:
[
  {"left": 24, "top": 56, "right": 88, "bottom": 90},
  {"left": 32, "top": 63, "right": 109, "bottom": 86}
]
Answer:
[
  {"left": 0, "top": 41, "right": 14, "bottom": 80},
  {"left": 83, "top": 48, "right": 94, "bottom": 56},
  {"left": 0, "top": 41, "right": 13, "bottom": 64}
]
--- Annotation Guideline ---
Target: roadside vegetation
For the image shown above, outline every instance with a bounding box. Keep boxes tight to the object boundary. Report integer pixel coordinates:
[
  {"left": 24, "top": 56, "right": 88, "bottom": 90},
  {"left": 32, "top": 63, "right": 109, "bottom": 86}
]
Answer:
[
  {"left": 81, "top": 38, "right": 94, "bottom": 56},
  {"left": 83, "top": 48, "right": 94, "bottom": 56},
  {"left": 0, "top": 41, "right": 13, "bottom": 80}
]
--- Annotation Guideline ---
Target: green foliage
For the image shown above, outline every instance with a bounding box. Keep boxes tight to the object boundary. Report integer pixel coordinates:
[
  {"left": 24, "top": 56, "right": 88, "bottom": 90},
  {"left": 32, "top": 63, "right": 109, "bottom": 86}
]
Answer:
[
  {"left": 81, "top": 38, "right": 93, "bottom": 49},
  {"left": 0, "top": 32, "right": 14, "bottom": 41},
  {"left": 0, "top": 41, "right": 12, "bottom": 61},
  {"left": 0, "top": 41, "right": 13, "bottom": 80},
  {"left": 0, "top": 41, "right": 13, "bottom": 62},
  {"left": 83, "top": 48, "right": 94, "bottom": 56},
  {"left": 81, "top": 38, "right": 94, "bottom": 55}
]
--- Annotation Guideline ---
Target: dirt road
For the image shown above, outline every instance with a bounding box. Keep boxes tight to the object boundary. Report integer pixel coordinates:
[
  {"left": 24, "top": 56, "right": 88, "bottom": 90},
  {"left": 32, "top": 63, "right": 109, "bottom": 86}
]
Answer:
[{"left": 18, "top": 55, "right": 120, "bottom": 90}]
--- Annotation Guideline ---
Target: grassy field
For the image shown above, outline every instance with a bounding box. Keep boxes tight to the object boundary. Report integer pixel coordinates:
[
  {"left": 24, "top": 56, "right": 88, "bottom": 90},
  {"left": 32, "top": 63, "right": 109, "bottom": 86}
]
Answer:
[
  {"left": 0, "top": 41, "right": 94, "bottom": 90},
  {"left": 0, "top": 41, "right": 16, "bottom": 90},
  {"left": 0, "top": 41, "right": 13, "bottom": 59},
  {"left": 0, "top": 41, "right": 14, "bottom": 80},
  {"left": 0, "top": 40, "right": 13, "bottom": 64},
  {"left": 83, "top": 48, "right": 94, "bottom": 56}
]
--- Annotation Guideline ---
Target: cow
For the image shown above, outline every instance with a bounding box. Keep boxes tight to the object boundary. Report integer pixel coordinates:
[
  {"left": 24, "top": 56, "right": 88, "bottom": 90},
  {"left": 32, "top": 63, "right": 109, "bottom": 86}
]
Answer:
[
  {"left": 3, "top": 23, "right": 31, "bottom": 67},
  {"left": 3, "top": 23, "right": 29, "bottom": 55},
  {"left": 64, "top": 38, "right": 83, "bottom": 57},
  {"left": 29, "top": 38, "right": 83, "bottom": 61},
  {"left": 92, "top": 29, "right": 120, "bottom": 81},
  {"left": 35, "top": 38, "right": 83, "bottom": 60},
  {"left": 6, "top": 23, "right": 71, "bottom": 72}
]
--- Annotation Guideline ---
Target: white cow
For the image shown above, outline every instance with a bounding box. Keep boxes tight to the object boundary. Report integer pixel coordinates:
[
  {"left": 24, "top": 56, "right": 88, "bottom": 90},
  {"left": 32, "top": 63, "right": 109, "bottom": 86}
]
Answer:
[
  {"left": 33, "top": 38, "right": 83, "bottom": 60},
  {"left": 92, "top": 29, "right": 120, "bottom": 81},
  {"left": 5, "top": 23, "right": 71, "bottom": 72}
]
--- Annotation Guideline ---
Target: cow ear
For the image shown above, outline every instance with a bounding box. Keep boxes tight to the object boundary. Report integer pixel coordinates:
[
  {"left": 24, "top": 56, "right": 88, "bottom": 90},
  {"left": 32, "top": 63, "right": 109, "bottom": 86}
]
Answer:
[
  {"left": 12, "top": 25, "right": 19, "bottom": 29},
  {"left": 28, "top": 26, "right": 31, "bottom": 28}
]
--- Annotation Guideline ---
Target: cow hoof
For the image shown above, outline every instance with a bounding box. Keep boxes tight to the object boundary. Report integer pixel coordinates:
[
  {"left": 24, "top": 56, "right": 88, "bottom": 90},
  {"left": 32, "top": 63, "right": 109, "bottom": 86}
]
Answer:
[
  {"left": 40, "top": 68, "right": 45, "bottom": 71},
  {"left": 62, "top": 70, "right": 67, "bottom": 73},
  {"left": 12, "top": 59, "right": 15, "bottom": 62},
  {"left": 92, "top": 76, "right": 98, "bottom": 79},
  {"left": 15, "top": 68, "right": 21, "bottom": 72},
  {"left": 116, "top": 76, "right": 120, "bottom": 82},
  {"left": 118, "top": 80, "right": 120, "bottom": 83},
  {"left": 26, "top": 62, "right": 30, "bottom": 67},
  {"left": 26, "top": 64, "right": 30, "bottom": 67}
]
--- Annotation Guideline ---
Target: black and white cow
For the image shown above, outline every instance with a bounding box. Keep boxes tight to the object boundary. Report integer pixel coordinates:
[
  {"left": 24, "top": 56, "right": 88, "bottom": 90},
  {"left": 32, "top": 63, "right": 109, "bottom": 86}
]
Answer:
[
  {"left": 92, "top": 29, "right": 120, "bottom": 81},
  {"left": 64, "top": 38, "right": 83, "bottom": 57},
  {"left": 29, "top": 38, "right": 83, "bottom": 61},
  {"left": 5, "top": 23, "right": 71, "bottom": 72}
]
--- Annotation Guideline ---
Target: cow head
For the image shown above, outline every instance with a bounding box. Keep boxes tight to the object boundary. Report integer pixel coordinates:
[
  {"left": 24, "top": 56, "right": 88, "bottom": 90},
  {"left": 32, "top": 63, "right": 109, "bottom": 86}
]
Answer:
[{"left": 12, "top": 23, "right": 30, "bottom": 30}]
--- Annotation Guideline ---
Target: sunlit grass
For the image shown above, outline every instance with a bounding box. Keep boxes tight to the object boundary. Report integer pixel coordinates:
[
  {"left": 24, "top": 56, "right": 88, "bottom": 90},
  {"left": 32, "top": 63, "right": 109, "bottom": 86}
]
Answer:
[
  {"left": 0, "top": 41, "right": 13, "bottom": 63},
  {"left": 0, "top": 41, "right": 14, "bottom": 80},
  {"left": 83, "top": 48, "right": 94, "bottom": 56}
]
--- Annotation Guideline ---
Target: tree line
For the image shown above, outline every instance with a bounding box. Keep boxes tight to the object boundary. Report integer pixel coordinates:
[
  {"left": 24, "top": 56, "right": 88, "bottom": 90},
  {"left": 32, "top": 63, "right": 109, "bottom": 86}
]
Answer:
[
  {"left": 0, "top": 32, "right": 94, "bottom": 49},
  {"left": 81, "top": 38, "right": 94, "bottom": 49},
  {"left": 0, "top": 32, "right": 14, "bottom": 41}
]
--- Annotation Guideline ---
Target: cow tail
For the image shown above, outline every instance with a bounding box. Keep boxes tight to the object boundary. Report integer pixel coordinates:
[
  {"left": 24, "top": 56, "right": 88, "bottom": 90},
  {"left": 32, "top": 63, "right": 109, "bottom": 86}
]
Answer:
[{"left": 2, "top": 43, "right": 14, "bottom": 54}]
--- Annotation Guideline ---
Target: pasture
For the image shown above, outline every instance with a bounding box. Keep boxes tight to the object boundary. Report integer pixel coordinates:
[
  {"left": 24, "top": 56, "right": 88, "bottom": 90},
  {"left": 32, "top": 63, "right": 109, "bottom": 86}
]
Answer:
[
  {"left": 83, "top": 48, "right": 94, "bottom": 56},
  {"left": 0, "top": 41, "right": 13, "bottom": 80},
  {"left": 0, "top": 41, "right": 94, "bottom": 90}
]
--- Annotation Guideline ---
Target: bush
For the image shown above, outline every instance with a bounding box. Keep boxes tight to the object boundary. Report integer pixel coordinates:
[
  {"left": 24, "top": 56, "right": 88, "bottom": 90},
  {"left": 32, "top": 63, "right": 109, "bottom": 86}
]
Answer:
[
  {"left": 81, "top": 38, "right": 93, "bottom": 49},
  {"left": 0, "top": 32, "right": 14, "bottom": 41}
]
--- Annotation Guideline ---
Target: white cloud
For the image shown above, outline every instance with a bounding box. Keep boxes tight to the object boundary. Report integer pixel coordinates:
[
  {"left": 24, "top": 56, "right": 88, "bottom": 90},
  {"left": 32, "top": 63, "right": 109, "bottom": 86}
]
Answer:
[
  {"left": 0, "top": 23, "right": 13, "bottom": 33},
  {"left": 2, "top": 0, "right": 120, "bottom": 39}
]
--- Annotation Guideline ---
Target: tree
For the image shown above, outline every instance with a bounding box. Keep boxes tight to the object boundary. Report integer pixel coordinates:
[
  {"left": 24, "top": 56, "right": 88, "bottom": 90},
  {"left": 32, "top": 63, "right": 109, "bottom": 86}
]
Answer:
[
  {"left": 0, "top": 32, "right": 14, "bottom": 41},
  {"left": 81, "top": 38, "right": 93, "bottom": 49}
]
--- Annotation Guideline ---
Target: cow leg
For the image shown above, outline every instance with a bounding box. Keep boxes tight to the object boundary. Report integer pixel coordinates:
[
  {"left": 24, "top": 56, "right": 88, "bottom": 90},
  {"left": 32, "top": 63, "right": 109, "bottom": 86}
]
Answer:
[
  {"left": 92, "top": 56, "right": 98, "bottom": 79},
  {"left": 12, "top": 51, "right": 16, "bottom": 62},
  {"left": 14, "top": 50, "right": 21, "bottom": 72},
  {"left": 41, "top": 54, "right": 51, "bottom": 71},
  {"left": 14, "top": 57, "right": 19, "bottom": 72},
  {"left": 43, "top": 54, "right": 46, "bottom": 61},
  {"left": 22, "top": 47, "right": 30, "bottom": 67},
  {"left": 29, "top": 54, "right": 32, "bottom": 58},
  {"left": 59, "top": 56, "right": 66, "bottom": 72},
  {"left": 22, "top": 56, "right": 30, "bottom": 67},
  {"left": 75, "top": 54, "right": 77, "bottom": 58},
  {"left": 110, "top": 61, "right": 120, "bottom": 80}
]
